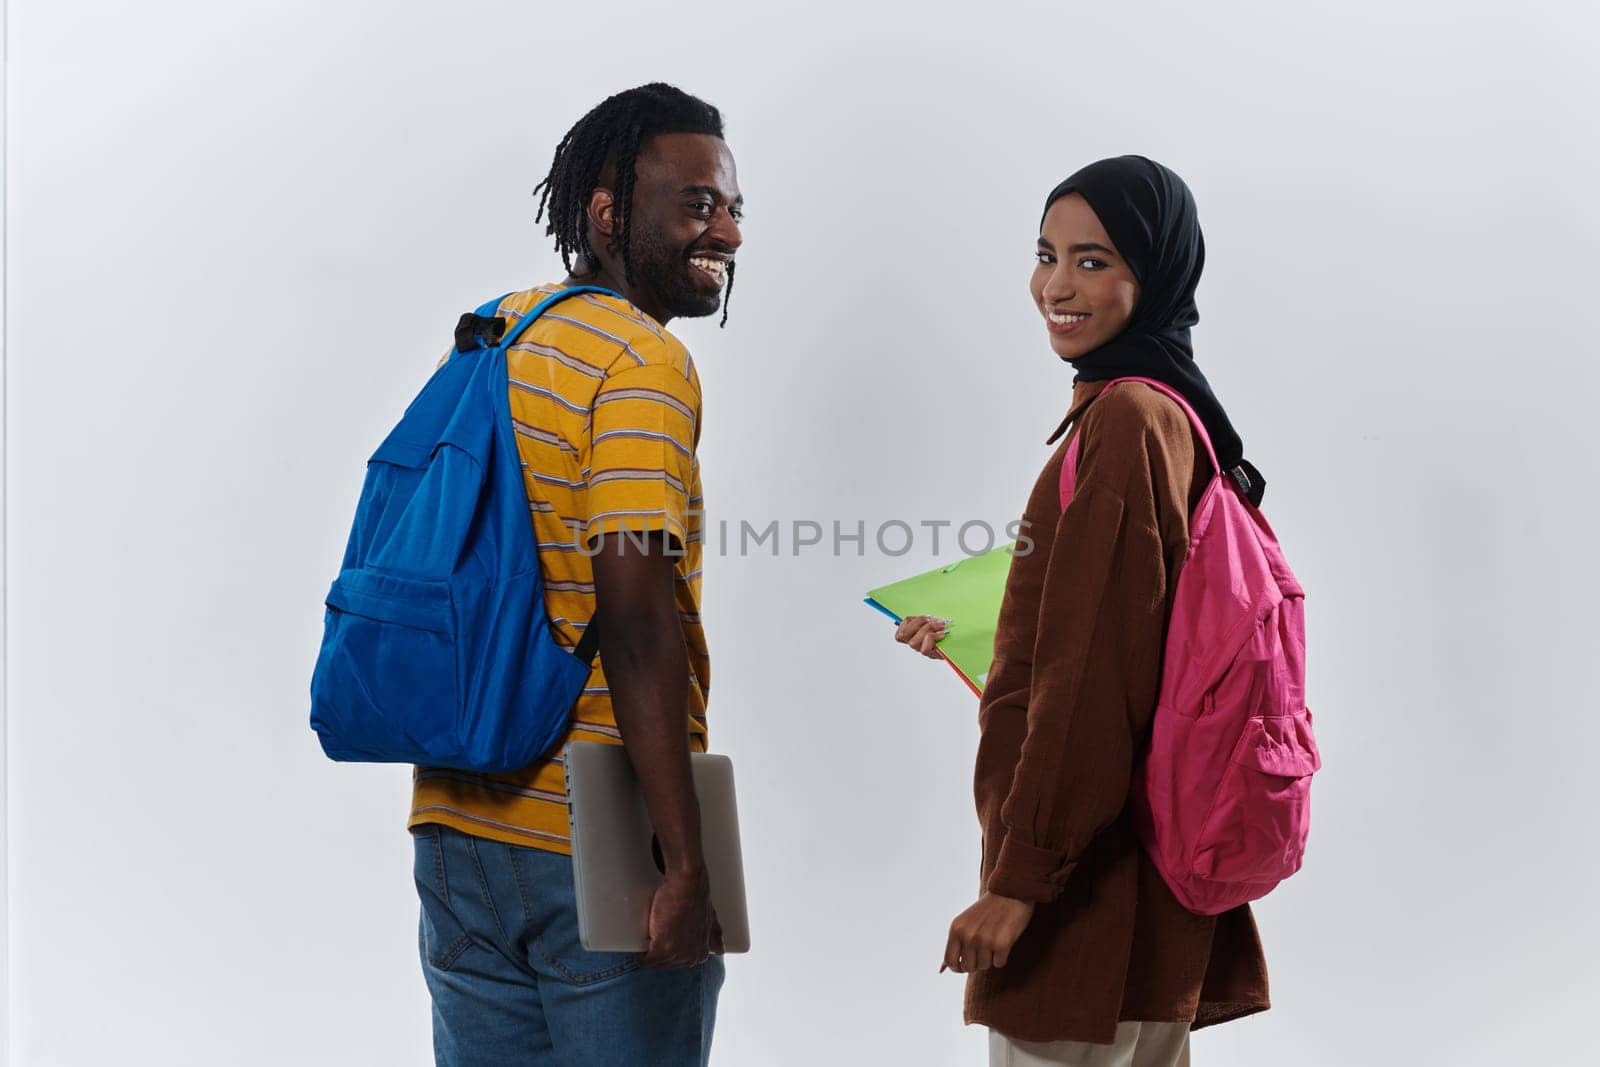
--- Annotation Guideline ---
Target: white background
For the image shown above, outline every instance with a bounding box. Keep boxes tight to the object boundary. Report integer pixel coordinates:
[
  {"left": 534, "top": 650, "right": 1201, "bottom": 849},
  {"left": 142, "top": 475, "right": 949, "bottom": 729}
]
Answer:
[{"left": 6, "top": 1, "right": 1599, "bottom": 1064}]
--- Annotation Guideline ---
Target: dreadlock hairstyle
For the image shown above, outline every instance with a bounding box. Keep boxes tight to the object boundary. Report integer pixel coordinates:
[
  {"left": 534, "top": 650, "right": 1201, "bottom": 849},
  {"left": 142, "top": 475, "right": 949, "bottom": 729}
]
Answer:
[{"left": 534, "top": 83, "right": 736, "bottom": 326}]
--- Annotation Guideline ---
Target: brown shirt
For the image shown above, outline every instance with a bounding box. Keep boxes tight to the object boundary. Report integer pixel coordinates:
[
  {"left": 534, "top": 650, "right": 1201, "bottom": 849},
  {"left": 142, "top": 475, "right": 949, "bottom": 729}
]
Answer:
[{"left": 965, "top": 380, "right": 1271, "bottom": 1044}]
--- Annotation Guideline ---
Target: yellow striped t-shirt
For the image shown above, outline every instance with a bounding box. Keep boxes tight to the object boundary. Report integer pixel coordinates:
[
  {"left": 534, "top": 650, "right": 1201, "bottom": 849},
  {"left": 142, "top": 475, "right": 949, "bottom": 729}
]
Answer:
[{"left": 407, "top": 283, "right": 708, "bottom": 853}]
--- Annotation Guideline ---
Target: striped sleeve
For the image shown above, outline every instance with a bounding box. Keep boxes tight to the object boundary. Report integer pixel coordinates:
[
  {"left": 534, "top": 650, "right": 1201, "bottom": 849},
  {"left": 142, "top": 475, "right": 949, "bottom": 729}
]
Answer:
[{"left": 585, "top": 363, "right": 700, "bottom": 547}]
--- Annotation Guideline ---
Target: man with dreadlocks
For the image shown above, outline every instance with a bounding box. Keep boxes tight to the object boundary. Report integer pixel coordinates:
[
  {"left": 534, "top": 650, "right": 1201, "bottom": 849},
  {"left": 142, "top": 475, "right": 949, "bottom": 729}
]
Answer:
[{"left": 407, "top": 83, "right": 742, "bottom": 1066}]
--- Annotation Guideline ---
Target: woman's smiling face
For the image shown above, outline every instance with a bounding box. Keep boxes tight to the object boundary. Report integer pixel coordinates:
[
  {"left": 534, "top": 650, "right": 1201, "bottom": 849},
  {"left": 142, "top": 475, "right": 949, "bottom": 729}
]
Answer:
[{"left": 1031, "top": 193, "right": 1141, "bottom": 362}]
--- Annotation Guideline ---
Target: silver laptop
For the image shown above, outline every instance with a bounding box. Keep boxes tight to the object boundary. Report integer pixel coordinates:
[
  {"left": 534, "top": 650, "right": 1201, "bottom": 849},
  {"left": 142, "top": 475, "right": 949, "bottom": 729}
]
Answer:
[{"left": 564, "top": 742, "right": 751, "bottom": 954}]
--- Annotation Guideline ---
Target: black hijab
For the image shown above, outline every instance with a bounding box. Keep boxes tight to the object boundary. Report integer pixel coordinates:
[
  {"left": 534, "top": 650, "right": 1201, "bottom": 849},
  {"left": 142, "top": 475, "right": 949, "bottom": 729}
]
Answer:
[{"left": 1042, "top": 155, "right": 1264, "bottom": 505}]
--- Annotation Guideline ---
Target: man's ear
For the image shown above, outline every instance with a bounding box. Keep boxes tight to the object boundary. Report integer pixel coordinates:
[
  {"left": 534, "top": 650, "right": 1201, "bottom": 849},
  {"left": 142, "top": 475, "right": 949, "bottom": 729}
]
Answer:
[{"left": 586, "top": 187, "right": 618, "bottom": 242}]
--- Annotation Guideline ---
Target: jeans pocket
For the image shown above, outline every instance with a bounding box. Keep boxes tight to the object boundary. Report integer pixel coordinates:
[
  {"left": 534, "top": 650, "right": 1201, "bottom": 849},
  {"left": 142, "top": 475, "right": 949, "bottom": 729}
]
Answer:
[
  {"left": 513, "top": 848, "right": 642, "bottom": 986},
  {"left": 412, "top": 827, "right": 475, "bottom": 971},
  {"left": 532, "top": 931, "right": 642, "bottom": 986}
]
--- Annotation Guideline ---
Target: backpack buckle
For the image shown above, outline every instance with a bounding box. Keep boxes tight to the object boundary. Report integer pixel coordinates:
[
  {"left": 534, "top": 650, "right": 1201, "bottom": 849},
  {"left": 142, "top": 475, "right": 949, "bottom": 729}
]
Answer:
[
  {"left": 454, "top": 312, "right": 507, "bottom": 353},
  {"left": 1229, "top": 461, "right": 1267, "bottom": 508}
]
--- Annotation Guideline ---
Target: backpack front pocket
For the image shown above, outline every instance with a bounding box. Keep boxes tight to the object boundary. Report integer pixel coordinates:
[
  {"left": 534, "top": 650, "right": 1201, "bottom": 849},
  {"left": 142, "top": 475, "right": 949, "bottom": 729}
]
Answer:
[
  {"left": 311, "top": 569, "right": 461, "bottom": 764},
  {"left": 1192, "top": 707, "right": 1320, "bottom": 885}
]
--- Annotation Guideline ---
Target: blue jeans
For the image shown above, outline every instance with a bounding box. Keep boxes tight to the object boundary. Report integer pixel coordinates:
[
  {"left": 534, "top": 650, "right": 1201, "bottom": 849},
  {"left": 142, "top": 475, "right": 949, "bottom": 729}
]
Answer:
[{"left": 412, "top": 824, "right": 724, "bottom": 1066}]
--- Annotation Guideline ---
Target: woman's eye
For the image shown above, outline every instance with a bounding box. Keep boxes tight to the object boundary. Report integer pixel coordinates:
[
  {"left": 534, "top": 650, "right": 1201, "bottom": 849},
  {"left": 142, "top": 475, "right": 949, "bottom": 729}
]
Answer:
[
  {"left": 1078, "top": 257, "right": 1106, "bottom": 270},
  {"left": 1034, "top": 251, "right": 1055, "bottom": 265}
]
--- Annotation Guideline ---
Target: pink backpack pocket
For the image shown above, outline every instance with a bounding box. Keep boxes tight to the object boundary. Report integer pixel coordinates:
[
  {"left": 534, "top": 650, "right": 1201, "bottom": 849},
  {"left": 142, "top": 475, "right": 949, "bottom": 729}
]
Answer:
[
  {"left": 1061, "top": 377, "right": 1319, "bottom": 915},
  {"left": 1195, "top": 706, "right": 1320, "bottom": 884}
]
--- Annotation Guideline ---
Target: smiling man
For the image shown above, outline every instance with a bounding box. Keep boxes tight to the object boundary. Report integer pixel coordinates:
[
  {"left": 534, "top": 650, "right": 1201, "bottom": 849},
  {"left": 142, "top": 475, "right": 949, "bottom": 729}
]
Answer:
[{"left": 406, "top": 83, "right": 742, "bottom": 1067}]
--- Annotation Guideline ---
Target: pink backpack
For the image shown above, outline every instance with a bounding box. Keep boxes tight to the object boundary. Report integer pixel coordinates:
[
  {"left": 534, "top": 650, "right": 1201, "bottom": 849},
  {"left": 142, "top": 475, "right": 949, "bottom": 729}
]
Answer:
[{"left": 1061, "top": 377, "right": 1320, "bottom": 915}]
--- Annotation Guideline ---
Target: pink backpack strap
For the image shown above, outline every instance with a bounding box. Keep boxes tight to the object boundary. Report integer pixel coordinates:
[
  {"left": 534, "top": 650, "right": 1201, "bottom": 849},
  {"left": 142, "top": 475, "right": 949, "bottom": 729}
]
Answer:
[{"left": 1059, "top": 377, "right": 1220, "bottom": 509}]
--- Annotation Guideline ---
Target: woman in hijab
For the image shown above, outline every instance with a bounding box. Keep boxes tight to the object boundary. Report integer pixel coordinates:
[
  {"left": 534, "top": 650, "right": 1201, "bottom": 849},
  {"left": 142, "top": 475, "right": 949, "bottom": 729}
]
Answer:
[{"left": 895, "top": 157, "right": 1270, "bottom": 1065}]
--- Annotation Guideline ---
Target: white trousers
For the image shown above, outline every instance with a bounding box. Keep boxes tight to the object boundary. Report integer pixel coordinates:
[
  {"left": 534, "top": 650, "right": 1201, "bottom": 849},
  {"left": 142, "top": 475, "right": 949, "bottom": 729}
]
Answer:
[{"left": 989, "top": 1022, "right": 1192, "bottom": 1067}]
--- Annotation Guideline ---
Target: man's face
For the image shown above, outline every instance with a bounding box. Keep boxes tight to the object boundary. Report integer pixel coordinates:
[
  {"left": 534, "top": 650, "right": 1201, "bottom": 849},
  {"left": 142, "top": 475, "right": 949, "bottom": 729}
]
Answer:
[{"left": 623, "top": 133, "right": 743, "bottom": 321}]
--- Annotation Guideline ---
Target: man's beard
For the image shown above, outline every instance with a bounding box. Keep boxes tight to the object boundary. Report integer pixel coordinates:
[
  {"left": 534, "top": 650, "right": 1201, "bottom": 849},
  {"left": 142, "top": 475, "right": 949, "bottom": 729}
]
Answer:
[{"left": 628, "top": 219, "right": 723, "bottom": 320}]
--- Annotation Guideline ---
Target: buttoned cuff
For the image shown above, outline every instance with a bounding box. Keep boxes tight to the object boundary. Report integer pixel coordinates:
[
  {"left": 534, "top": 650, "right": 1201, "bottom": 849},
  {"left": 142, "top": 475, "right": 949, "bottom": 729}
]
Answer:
[{"left": 986, "top": 837, "right": 1076, "bottom": 903}]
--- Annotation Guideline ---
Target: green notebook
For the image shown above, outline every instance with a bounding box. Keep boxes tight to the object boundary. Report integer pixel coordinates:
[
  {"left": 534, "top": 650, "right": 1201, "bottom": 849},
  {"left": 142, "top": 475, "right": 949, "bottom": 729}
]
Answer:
[{"left": 865, "top": 543, "right": 1016, "bottom": 696}]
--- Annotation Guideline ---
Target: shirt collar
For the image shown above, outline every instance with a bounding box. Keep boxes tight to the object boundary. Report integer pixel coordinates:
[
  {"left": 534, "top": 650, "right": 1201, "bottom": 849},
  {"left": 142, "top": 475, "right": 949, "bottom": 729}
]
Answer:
[{"left": 1045, "top": 380, "right": 1112, "bottom": 446}]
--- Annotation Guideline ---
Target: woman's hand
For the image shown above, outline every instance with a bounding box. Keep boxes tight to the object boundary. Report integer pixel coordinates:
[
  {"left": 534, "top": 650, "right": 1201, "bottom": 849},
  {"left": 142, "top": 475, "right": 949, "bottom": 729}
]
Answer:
[
  {"left": 941, "top": 892, "right": 1035, "bottom": 973},
  {"left": 893, "top": 615, "right": 950, "bottom": 659}
]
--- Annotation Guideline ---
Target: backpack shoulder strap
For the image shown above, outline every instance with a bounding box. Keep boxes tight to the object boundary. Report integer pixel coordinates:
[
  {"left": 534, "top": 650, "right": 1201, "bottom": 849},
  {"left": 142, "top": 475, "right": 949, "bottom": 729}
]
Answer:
[
  {"left": 500, "top": 285, "right": 621, "bottom": 348},
  {"left": 496, "top": 284, "right": 620, "bottom": 669},
  {"left": 454, "top": 286, "right": 624, "bottom": 355},
  {"left": 1102, "top": 376, "right": 1221, "bottom": 476},
  {"left": 1057, "top": 376, "right": 1222, "bottom": 509}
]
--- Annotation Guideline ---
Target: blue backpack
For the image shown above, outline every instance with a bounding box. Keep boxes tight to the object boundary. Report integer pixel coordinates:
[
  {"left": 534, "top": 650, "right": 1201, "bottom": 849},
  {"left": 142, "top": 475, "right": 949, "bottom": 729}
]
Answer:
[{"left": 309, "top": 286, "right": 619, "bottom": 772}]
